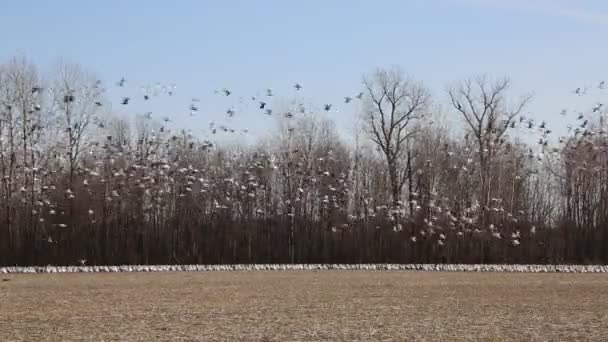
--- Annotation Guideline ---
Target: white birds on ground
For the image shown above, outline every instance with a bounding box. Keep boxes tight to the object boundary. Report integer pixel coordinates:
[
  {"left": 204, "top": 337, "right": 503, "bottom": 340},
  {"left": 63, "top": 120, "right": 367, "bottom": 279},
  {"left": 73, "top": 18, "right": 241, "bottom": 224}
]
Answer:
[{"left": 1, "top": 264, "right": 606, "bottom": 274}]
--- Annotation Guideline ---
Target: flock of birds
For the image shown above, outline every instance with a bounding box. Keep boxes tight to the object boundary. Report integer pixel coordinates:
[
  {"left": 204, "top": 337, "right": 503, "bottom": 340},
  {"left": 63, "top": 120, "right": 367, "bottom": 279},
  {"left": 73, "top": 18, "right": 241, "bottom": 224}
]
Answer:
[
  {"left": 4, "top": 74, "right": 607, "bottom": 269},
  {"left": 91, "top": 77, "right": 366, "bottom": 139},
  {"left": 1, "top": 264, "right": 608, "bottom": 275},
  {"left": 49, "top": 75, "right": 607, "bottom": 165},
  {"left": 496, "top": 80, "right": 608, "bottom": 169}
]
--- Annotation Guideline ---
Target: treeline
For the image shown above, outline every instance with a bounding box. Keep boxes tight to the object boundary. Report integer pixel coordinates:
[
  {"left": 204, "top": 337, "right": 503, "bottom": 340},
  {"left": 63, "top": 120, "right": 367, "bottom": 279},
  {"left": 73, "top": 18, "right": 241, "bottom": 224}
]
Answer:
[{"left": 0, "top": 57, "right": 607, "bottom": 266}]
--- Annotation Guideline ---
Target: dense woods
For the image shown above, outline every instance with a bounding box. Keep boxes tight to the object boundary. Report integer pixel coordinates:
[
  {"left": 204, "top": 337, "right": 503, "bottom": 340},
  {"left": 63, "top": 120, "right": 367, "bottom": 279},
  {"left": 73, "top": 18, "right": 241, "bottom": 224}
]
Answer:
[{"left": 1, "top": 57, "right": 607, "bottom": 266}]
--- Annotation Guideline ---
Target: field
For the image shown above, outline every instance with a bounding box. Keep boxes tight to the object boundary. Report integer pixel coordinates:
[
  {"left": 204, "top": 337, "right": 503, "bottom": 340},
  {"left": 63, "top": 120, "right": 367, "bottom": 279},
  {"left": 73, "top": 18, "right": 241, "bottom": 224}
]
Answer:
[{"left": 1, "top": 272, "right": 607, "bottom": 341}]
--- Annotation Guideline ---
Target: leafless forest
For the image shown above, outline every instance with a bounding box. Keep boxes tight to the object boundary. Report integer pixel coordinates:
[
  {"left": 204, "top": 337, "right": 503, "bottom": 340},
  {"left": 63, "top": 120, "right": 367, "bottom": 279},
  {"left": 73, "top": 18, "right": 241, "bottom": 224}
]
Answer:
[{"left": 1, "top": 56, "right": 607, "bottom": 266}]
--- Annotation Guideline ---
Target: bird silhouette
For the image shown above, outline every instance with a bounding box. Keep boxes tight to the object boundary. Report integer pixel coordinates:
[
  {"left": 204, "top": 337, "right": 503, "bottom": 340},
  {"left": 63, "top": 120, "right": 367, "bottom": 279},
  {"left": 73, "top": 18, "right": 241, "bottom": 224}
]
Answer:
[
  {"left": 593, "top": 103, "right": 603, "bottom": 112},
  {"left": 63, "top": 95, "right": 75, "bottom": 103},
  {"left": 294, "top": 83, "right": 302, "bottom": 91},
  {"left": 121, "top": 97, "right": 130, "bottom": 105},
  {"left": 324, "top": 104, "right": 332, "bottom": 111},
  {"left": 167, "top": 84, "right": 177, "bottom": 96},
  {"left": 117, "top": 77, "right": 126, "bottom": 87}
]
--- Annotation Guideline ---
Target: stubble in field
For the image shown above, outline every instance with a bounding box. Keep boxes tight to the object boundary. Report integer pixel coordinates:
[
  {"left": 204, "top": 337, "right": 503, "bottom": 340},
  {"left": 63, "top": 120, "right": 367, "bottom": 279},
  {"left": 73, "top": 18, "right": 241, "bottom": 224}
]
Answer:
[{"left": 1, "top": 271, "right": 607, "bottom": 341}]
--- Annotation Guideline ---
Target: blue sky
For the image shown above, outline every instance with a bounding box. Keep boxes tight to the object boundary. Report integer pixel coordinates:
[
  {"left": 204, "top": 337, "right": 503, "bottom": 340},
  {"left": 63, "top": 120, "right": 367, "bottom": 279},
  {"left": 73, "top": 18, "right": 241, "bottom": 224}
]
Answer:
[{"left": 1, "top": 0, "right": 607, "bottom": 142}]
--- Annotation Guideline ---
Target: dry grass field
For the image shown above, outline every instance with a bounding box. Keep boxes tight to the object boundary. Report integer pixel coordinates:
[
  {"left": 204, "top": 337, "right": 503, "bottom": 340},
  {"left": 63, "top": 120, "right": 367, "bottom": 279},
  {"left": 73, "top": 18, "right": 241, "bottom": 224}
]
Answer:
[{"left": 1, "top": 271, "right": 607, "bottom": 341}]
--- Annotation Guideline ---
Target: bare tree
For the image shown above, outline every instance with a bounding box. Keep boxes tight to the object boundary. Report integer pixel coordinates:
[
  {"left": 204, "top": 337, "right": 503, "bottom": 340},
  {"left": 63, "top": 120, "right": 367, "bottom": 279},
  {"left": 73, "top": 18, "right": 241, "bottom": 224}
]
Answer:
[
  {"left": 363, "top": 67, "right": 430, "bottom": 207},
  {"left": 50, "top": 61, "right": 104, "bottom": 185},
  {"left": 107, "top": 116, "right": 131, "bottom": 152},
  {"left": 448, "top": 76, "right": 532, "bottom": 207},
  {"left": 0, "top": 55, "right": 606, "bottom": 266}
]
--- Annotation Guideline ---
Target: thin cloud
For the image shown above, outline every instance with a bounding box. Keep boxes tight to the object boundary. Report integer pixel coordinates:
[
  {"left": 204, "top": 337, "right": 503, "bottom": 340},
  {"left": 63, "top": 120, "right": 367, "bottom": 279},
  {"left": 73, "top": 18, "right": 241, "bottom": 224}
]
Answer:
[{"left": 453, "top": 0, "right": 608, "bottom": 25}]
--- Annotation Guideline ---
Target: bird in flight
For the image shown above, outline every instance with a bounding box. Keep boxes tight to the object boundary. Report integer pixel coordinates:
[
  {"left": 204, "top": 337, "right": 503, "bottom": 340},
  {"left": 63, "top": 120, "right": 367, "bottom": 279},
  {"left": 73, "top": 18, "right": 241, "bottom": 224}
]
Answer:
[
  {"left": 344, "top": 96, "right": 352, "bottom": 103},
  {"left": 593, "top": 103, "right": 603, "bottom": 113},
  {"left": 355, "top": 92, "right": 364, "bottom": 99},
  {"left": 574, "top": 87, "right": 587, "bottom": 96},
  {"left": 259, "top": 102, "right": 267, "bottom": 109},
  {"left": 294, "top": 83, "right": 302, "bottom": 91},
  {"left": 324, "top": 104, "right": 332, "bottom": 111},
  {"left": 121, "top": 97, "right": 130, "bottom": 105},
  {"left": 117, "top": 77, "right": 126, "bottom": 87}
]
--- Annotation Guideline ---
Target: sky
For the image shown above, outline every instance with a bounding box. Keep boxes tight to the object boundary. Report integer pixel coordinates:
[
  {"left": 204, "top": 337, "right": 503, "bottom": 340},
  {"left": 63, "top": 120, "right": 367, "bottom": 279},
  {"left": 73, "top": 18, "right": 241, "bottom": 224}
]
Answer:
[{"left": 1, "top": 0, "right": 607, "bottom": 144}]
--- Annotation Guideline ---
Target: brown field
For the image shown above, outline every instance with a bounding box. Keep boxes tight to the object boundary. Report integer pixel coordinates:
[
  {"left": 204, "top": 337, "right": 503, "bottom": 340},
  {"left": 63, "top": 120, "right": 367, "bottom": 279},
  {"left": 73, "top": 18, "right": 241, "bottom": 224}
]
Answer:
[{"left": 1, "top": 271, "right": 607, "bottom": 341}]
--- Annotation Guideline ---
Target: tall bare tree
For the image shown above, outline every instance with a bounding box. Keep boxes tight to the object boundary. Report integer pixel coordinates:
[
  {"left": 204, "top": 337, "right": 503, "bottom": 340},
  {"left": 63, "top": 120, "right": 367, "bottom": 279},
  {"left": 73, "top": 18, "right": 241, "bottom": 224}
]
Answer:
[
  {"left": 448, "top": 76, "right": 532, "bottom": 207},
  {"left": 50, "top": 61, "right": 104, "bottom": 185},
  {"left": 363, "top": 67, "right": 430, "bottom": 207}
]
